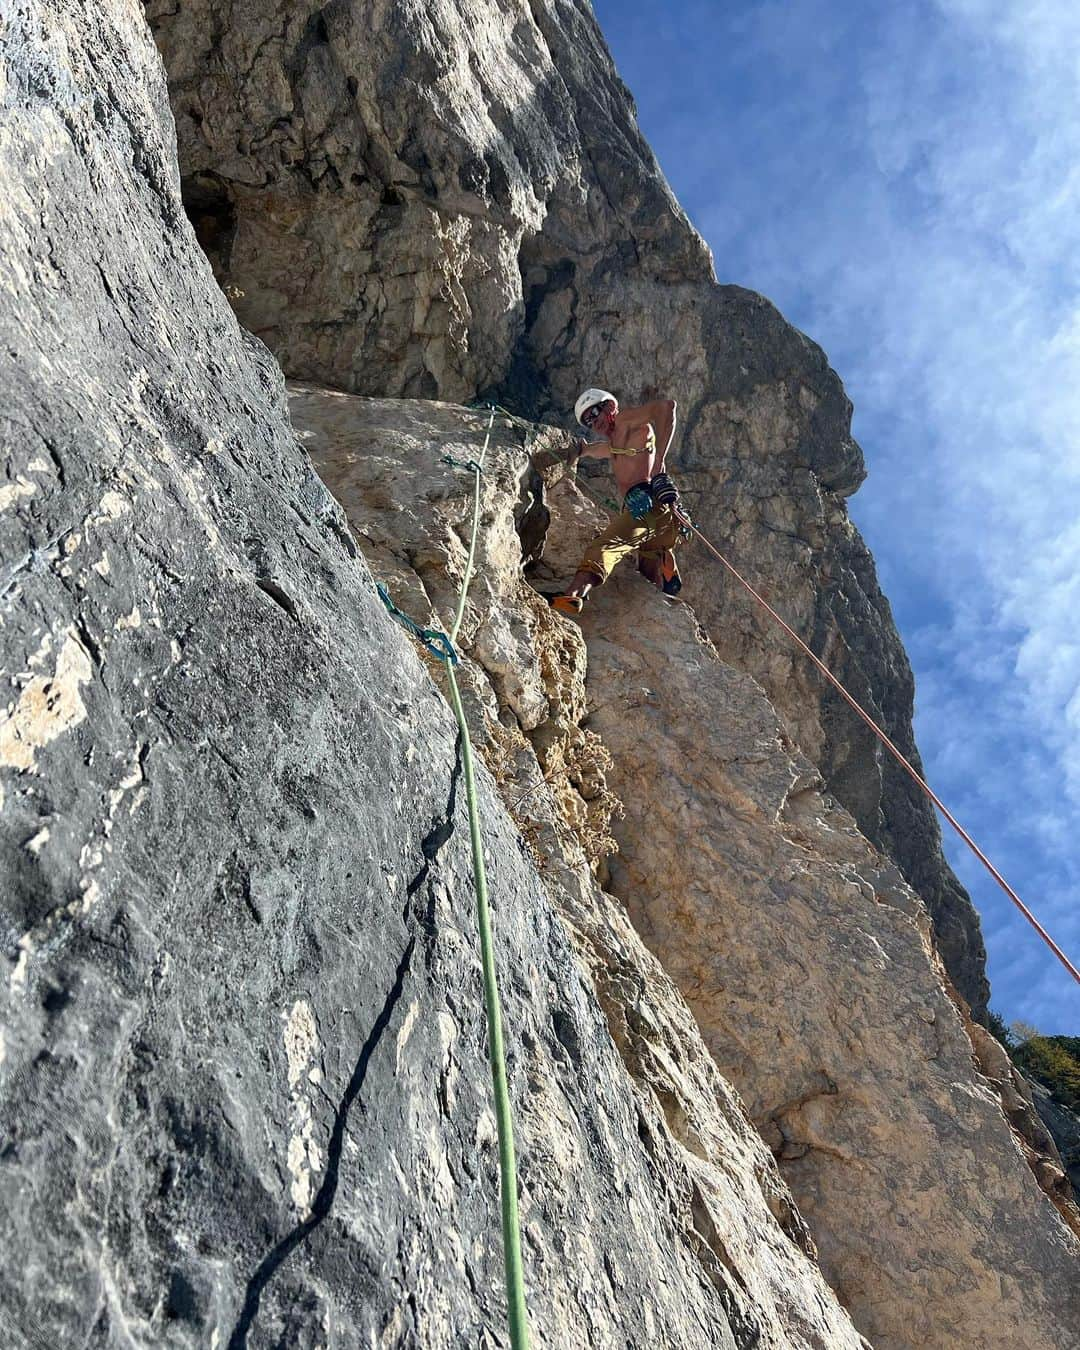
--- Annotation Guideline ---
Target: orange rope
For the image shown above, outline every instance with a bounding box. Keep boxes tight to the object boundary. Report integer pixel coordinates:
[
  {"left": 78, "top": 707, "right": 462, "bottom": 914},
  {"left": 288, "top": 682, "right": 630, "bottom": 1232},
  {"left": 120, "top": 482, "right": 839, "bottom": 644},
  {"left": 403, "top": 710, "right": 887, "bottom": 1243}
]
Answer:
[{"left": 677, "top": 510, "right": 1080, "bottom": 988}]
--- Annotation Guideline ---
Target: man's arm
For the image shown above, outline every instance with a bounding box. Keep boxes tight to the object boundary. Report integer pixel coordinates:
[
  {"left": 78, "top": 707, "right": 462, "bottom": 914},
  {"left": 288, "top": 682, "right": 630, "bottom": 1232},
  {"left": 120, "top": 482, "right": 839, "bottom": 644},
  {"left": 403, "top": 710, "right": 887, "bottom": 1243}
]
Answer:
[
  {"left": 561, "top": 437, "right": 612, "bottom": 469},
  {"left": 529, "top": 436, "right": 607, "bottom": 473},
  {"left": 639, "top": 398, "right": 677, "bottom": 469},
  {"left": 577, "top": 440, "right": 612, "bottom": 467}
]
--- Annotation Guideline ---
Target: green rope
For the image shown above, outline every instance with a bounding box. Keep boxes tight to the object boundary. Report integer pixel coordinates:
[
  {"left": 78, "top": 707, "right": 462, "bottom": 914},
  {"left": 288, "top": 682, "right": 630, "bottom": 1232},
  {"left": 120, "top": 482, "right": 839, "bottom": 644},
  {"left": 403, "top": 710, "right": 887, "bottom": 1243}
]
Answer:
[
  {"left": 470, "top": 400, "right": 532, "bottom": 435},
  {"left": 444, "top": 659, "right": 530, "bottom": 1349},
  {"left": 426, "top": 404, "right": 531, "bottom": 1347},
  {"left": 386, "top": 399, "right": 697, "bottom": 1349}
]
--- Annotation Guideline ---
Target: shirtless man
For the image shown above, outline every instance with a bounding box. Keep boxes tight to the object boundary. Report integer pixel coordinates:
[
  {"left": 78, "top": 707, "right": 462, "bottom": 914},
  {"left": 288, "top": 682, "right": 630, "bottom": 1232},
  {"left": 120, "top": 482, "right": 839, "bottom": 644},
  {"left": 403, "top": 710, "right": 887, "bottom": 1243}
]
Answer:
[{"left": 551, "top": 387, "right": 683, "bottom": 615}]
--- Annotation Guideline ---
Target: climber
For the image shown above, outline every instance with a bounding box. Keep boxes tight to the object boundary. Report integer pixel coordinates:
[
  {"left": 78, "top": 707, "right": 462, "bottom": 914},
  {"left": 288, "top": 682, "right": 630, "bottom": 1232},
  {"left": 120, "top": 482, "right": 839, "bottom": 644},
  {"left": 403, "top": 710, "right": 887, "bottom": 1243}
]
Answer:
[{"left": 550, "top": 387, "right": 683, "bottom": 615}]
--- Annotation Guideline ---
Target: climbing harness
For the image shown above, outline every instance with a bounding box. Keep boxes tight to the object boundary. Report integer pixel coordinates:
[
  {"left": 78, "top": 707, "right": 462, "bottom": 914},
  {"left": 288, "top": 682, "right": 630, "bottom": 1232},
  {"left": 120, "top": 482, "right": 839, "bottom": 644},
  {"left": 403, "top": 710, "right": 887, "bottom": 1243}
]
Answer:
[{"left": 374, "top": 407, "right": 531, "bottom": 1350}]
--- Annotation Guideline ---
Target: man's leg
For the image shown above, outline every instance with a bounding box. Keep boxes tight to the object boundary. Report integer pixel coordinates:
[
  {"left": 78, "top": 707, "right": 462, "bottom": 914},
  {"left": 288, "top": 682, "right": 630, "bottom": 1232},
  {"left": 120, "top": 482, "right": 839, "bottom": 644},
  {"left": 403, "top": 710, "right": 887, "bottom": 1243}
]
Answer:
[
  {"left": 638, "top": 508, "right": 682, "bottom": 593},
  {"left": 563, "top": 567, "right": 603, "bottom": 601},
  {"left": 553, "top": 511, "right": 648, "bottom": 612},
  {"left": 636, "top": 553, "right": 663, "bottom": 586},
  {"left": 552, "top": 567, "right": 601, "bottom": 614}
]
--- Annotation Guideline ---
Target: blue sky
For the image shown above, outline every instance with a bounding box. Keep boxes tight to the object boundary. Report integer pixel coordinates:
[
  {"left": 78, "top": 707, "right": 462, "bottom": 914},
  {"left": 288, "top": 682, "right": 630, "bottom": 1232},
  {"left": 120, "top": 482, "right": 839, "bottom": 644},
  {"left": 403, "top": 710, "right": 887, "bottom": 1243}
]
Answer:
[{"left": 592, "top": 0, "right": 1080, "bottom": 1033}]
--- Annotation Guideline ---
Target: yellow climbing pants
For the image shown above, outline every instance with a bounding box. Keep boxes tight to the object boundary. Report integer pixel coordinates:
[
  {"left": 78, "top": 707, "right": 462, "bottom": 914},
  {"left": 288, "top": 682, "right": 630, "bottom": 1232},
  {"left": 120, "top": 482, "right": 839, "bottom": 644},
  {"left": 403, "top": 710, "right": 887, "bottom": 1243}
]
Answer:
[{"left": 579, "top": 503, "right": 680, "bottom": 584}]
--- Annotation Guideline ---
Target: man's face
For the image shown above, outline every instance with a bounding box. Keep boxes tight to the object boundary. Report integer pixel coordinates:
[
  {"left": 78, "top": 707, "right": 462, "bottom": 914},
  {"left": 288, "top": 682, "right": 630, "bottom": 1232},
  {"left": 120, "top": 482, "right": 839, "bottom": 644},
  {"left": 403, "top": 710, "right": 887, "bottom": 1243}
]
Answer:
[{"left": 584, "top": 399, "right": 617, "bottom": 435}]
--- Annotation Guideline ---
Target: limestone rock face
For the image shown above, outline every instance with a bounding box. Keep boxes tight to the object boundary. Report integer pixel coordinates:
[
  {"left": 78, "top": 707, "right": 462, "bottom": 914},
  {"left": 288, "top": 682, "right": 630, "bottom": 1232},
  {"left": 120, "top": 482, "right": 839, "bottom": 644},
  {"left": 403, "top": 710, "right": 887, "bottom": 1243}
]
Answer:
[
  {"left": 146, "top": 0, "right": 710, "bottom": 401},
  {"left": 1030, "top": 1082, "right": 1080, "bottom": 1194},
  {"left": 964, "top": 1022, "right": 1080, "bottom": 1225},
  {"left": 533, "top": 474, "right": 1080, "bottom": 1349},
  {"left": 7, "top": 3, "right": 1073, "bottom": 1348},
  {"left": 291, "top": 386, "right": 876, "bottom": 1350},
  {"left": 149, "top": 0, "right": 990, "bottom": 1015},
  {"left": 536, "top": 277, "right": 990, "bottom": 1019},
  {"left": 291, "top": 384, "right": 1080, "bottom": 1350},
  {"left": 1, "top": 6, "right": 868, "bottom": 1347}
]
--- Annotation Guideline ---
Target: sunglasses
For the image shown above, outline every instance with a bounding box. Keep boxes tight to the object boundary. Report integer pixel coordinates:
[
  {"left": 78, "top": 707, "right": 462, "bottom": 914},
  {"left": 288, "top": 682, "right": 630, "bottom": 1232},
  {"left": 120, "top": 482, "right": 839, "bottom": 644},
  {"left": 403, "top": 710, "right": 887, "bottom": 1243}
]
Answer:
[{"left": 582, "top": 402, "right": 610, "bottom": 426}]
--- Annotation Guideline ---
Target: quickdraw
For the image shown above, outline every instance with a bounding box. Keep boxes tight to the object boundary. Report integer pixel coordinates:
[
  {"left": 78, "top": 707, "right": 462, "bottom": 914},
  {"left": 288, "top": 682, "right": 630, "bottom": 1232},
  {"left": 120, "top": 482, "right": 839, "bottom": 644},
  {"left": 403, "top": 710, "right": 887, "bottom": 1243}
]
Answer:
[{"left": 375, "top": 581, "right": 459, "bottom": 665}]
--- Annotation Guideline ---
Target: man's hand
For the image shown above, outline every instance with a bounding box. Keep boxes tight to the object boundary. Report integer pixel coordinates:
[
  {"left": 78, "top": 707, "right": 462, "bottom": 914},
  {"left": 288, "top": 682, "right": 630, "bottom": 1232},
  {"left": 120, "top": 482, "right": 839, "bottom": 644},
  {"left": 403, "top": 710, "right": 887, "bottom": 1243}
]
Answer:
[
  {"left": 532, "top": 435, "right": 587, "bottom": 472},
  {"left": 572, "top": 435, "right": 612, "bottom": 462}
]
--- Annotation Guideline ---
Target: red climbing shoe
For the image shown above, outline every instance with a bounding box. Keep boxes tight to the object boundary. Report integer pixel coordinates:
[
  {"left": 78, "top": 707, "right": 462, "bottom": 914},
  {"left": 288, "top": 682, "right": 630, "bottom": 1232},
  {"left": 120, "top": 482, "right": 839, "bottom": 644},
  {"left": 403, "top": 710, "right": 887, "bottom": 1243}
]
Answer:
[{"left": 551, "top": 594, "right": 584, "bottom": 616}]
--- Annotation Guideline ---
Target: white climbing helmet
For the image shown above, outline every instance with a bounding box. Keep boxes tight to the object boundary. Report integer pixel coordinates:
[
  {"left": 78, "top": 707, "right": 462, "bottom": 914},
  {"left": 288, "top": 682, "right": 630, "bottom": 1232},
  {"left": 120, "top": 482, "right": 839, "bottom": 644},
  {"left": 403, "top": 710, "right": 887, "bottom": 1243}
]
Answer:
[{"left": 574, "top": 388, "right": 617, "bottom": 426}]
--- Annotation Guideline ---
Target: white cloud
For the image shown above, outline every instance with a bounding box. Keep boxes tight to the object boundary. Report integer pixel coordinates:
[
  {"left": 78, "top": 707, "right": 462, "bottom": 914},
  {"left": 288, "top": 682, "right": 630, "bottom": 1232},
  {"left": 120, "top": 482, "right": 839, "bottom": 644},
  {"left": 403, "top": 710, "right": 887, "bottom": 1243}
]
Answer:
[
  {"left": 737, "top": 5, "right": 1080, "bottom": 1026},
  {"left": 854, "top": 0, "right": 1080, "bottom": 1019}
]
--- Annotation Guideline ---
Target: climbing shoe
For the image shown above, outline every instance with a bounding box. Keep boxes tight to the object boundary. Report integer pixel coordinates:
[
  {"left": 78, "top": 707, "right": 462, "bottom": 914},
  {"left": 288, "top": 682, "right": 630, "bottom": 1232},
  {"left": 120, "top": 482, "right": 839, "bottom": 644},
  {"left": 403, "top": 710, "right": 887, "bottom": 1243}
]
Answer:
[
  {"left": 551, "top": 594, "right": 585, "bottom": 616},
  {"left": 660, "top": 550, "right": 682, "bottom": 596}
]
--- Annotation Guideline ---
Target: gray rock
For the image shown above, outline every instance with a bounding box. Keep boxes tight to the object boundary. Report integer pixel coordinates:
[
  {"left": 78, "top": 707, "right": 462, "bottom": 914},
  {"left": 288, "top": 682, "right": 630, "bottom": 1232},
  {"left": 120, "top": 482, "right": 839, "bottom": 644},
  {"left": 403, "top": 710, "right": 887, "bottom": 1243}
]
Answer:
[
  {"left": 0, "top": 5, "right": 867, "bottom": 1348},
  {"left": 146, "top": 0, "right": 710, "bottom": 401},
  {"left": 1030, "top": 1080, "right": 1080, "bottom": 1193},
  {"left": 287, "top": 381, "right": 1080, "bottom": 1349},
  {"left": 149, "top": 0, "right": 990, "bottom": 1016}
]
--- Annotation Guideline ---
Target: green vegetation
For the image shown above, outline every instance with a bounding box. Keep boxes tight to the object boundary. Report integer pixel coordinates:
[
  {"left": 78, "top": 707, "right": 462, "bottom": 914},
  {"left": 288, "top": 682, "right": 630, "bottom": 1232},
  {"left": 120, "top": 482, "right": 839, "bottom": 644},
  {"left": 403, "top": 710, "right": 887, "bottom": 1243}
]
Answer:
[
  {"left": 987, "top": 1009, "right": 1080, "bottom": 1114},
  {"left": 1013, "top": 1036, "right": 1080, "bottom": 1113},
  {"left": 986, "top": 1009, "right": 1014, "bottom": 1047}
]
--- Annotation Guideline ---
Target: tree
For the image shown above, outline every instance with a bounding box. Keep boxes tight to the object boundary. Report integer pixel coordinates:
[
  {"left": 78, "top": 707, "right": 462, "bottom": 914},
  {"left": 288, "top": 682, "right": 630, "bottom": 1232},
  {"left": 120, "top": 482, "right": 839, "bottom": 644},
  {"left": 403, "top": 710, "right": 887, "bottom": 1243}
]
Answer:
[
  {"left": 987, "top": 1013, "right": 1080, "bottom": 1112},
  {"left": 986, "top": 1008, "right": 1015, "bottom": 1049},
  {"left": 1010, "top": 1019, "right": 1040, "bottom": 1045},
  {"left": 1012, "top": 1035, "right": 1080, "bottom": 1113}
]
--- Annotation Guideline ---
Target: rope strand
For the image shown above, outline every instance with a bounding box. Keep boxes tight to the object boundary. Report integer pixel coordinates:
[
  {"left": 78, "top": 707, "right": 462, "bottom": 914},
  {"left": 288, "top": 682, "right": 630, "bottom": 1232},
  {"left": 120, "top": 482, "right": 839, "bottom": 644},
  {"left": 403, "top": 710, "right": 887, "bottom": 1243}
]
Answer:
[
  {"left": 443, "top": 407, "right": 531, "bottom": 1347},
  {"left": 444, "top": 660, "right": 530, "bottom": 1348},
  {"left": 371, "top": 406, "right": 531, "bottom": 1347},
  {"left": 676, "top": 510, "right": 1080, "bottom": 988},
  {"left": 496, "top": 393, "right": 1080, "bottom": 990}
]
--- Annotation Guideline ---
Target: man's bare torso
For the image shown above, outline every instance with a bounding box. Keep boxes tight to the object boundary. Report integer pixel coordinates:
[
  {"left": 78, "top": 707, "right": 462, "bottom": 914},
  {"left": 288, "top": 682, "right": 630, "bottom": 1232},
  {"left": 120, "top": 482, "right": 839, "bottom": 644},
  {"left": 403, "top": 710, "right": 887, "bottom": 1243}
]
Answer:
[{"left": 589, "top": 408, "right": 661, "bottom": 495}]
